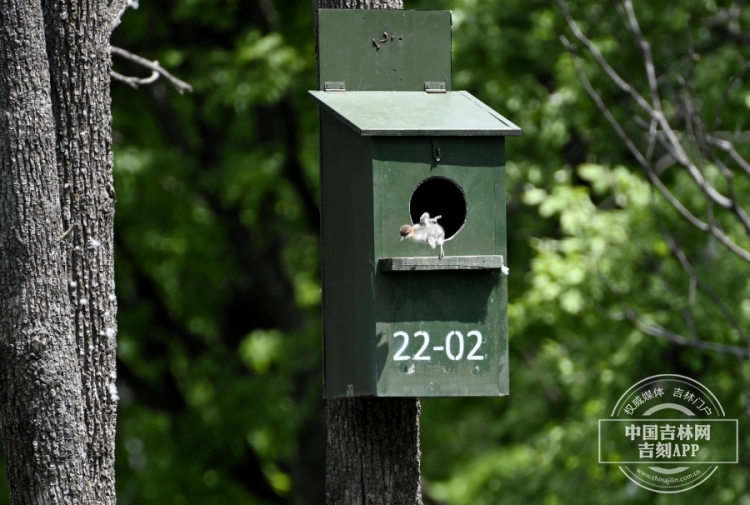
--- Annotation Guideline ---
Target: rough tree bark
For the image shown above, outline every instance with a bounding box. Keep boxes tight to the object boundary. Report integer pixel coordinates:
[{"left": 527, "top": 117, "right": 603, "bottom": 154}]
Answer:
[
  {"left": 0, "top": 0, "right": 118, "bottom": 502},
  {"left": 0, "top": 1, "right": 89, "bottom": 501},
  {"left": 313, "top": 1, "right": 423, "bottom": 505},
  {"left": 42, "top": 0, "right": 119, "bottom": 500},
  {"left": 325, "top": 399, "right": 422, "bottom": 505}
]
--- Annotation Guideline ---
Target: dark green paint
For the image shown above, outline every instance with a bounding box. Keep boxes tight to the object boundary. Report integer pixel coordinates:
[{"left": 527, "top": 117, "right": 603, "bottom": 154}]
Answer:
[
  {"left": 318, "top": 108, "right": 510, "bottom": 397},
  {"left": 320, "top": 111, "right": 377, "bottom": 396},
  {"left": 318, "top": 9, "right": 452, "bottom": 92},
  {"left": 371, "top": 135, "right": 508, "bottom": 396},
  {"left": 309, "top": 91, "right": 521, "bottom": 136},
  {"left": 374, "top": 136, "right": 503, "bottom": 258},
  {"left": 373, "top": 271, "right": 505, "bottom": 397},
  {"left": 315, "top": 9, "right": 517, "bottom": 397}
]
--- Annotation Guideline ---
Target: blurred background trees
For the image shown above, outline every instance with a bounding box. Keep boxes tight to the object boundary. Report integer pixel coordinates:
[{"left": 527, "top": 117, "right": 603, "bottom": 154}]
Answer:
[{"left": 2, "top": 0, "right": 749, "bottom": 503}]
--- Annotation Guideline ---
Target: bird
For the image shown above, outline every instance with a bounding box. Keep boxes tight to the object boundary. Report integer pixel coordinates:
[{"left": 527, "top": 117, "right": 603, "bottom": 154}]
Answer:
[{"left": 400, "top": 212, "right": 446, "bottom": 259}]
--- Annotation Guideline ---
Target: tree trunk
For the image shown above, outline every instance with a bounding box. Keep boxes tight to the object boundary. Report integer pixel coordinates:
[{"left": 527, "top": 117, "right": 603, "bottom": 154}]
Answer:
[
  {"left": 325, "top": 399, "right": 422, "bottom": 505},
  {"left": 0, "top": 0, "right": 89, "bottom": 502},
  {"left": 42, "top": 0, "right": 119, "bottom": 501},
  {"left": 0, "top": 0, "right": 118, "bottom": 502},
  {"left": 313, "top": 1, "right": 422, "bottom": 504}
]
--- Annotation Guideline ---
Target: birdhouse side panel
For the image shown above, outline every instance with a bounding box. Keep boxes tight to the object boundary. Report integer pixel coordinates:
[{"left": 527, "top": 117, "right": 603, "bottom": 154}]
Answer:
[
  {"left": 494, "top": 138, "right": 507, "bottom": 258},
  {"left": 320, "top": 110, "right": 378, "bottom": 397},
  {"left": 495, "top": 138, "right": 509, "bottom": 395}
]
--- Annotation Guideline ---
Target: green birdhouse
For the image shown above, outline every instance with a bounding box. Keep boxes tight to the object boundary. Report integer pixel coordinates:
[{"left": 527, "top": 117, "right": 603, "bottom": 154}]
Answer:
[{"left": 312, "top": 9, "right": 520, "bottom": 397}]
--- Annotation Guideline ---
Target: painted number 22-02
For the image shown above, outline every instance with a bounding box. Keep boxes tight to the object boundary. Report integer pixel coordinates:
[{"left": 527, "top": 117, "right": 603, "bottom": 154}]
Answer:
[{"left": 392, "top": 330, "right": 485, "bottom": 362}]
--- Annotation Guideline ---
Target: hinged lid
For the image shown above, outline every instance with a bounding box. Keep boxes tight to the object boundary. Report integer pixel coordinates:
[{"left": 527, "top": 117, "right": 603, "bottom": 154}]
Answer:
[
  {"left": 424, "top": 82, "right": 446, "bottom": 93},
  {"left": 309, "top": 90, "right": 521, "bottom": 136},
  {"left": 318, "top": 9, "right": 452, "bottom": 91},
  {"left": 324, "top": 81, "right": 346, "bottom": 92}
]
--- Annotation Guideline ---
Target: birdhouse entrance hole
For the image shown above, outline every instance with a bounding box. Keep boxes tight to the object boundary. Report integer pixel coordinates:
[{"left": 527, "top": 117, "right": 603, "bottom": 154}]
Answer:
[{"left": 409, "top": 177, "right": 467, "bottom": 240}]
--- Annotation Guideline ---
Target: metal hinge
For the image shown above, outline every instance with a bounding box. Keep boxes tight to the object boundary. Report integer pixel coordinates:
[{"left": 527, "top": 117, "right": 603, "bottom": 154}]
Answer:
[
  {"left": 424, "top": 82, "right": 446, "bottom": 93},
  {"left": 324, "top": 82, "right": 345, "bottom": 92}
]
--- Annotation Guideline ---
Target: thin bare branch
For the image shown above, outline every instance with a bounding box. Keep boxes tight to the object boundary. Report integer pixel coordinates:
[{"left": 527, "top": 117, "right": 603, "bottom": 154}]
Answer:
[
  {"left": 645, "top": 118, "right": 658, "bottom": 162},
  {"left": 560, "top": 35, "right": 701, "bottom": 227},
  {"left": 707, "top": 135, "right": 750, "bottom": 177},
  {"left": 621, "top": 0, "right": 663, "bottom": 113},
  {"left": 659, "top": 225, "right": 750, "bottom": 346},
  {"left": 670, "top": 74, "right": 750, "bottom": 234},
  {"left": 674, "top": 76, "right": 704, "bottom": 175},
  {"left": 560, "top": 35, "right": 648, "bottom": 166},
  {"left": 681, "top": 91, "right": 750, "bottom": 236},
  {"left": 654, "top": 153, "right": 676, "bottom": 174},
  {"left": 111, "top": 46, "right": 193, "bottom": 94},
  {"left": 617, "top": 0, "right": 690, "bottom": 173},
  {"left": 111, "top": 70, "right": 158, "bottom": 89},
  {"left": 106, "top": 0, "right": 134, "bottom": 34},
  {"left": 635, "top": 236, "right": 700, "bottom": 342},
  {"left": 689, "top": 112, "right": 735, "bottom": 179},
  {"left": 562, "top": 0, "right": 749, "bottom": 230},
  {"left": 628, "top": 310, "right": 749, "bottom": 357},
  {"left": 707, "top": 3, "right": 750, "bottom": 47},
  {"left": 558, "top": 8, "right": 750, "bottom": 264},
  {"left": 560, "top": 0, "right": 750, "bottom": 360},
  {"left": 603, "top": 275, "right": 750, "bottom": 358},
  {"left": 555, "top": 0, "right": 655, "bottom": 114},
  {"left": 650, "top": 127, "right": 750, "bottom": 226},
  {"left": 561, "top": 35, "right": 750, "bottom": 263}
]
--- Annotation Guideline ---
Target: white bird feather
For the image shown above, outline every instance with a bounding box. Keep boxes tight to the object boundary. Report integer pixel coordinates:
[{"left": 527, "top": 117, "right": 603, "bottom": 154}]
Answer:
[{"left": 399, "top": 212, "right": 446, "bottom": 259}]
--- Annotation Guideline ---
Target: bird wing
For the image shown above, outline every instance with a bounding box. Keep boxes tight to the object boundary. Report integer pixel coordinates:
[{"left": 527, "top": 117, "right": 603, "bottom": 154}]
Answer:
[
  {"left": 433, "top": 224, "right": 445, "bottom": 242},
  {"left": 427, "top": 236, "right": 436, "bottom": 249}
]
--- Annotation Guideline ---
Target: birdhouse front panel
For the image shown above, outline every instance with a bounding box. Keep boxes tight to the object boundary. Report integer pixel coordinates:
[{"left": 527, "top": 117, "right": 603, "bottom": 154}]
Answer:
[
  {"left": 375, "top": 136, "right": 503, "bottom": 259},
  {"left": 371, "top": 135, "right": 508, "bottom": 396}
]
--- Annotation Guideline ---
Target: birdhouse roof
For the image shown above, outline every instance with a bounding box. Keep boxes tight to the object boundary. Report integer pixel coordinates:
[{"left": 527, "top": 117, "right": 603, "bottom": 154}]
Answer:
[{"left": 308, "top": 91, "right": 521, "bottom": 137}]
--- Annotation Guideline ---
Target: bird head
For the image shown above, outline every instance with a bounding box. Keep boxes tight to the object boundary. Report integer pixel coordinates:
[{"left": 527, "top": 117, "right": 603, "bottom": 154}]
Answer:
[{"left": 399, "top": 225, "right": 414, "bottom": 240}]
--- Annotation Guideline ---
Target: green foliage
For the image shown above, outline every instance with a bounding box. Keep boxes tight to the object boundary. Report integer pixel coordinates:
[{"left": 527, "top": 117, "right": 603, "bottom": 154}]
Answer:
[
  {"left": 412, "top": 0, "right": 750, "bottom": 503},
  {"left": 1, "top": 0, "right": 749, "bottom": 503}
]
